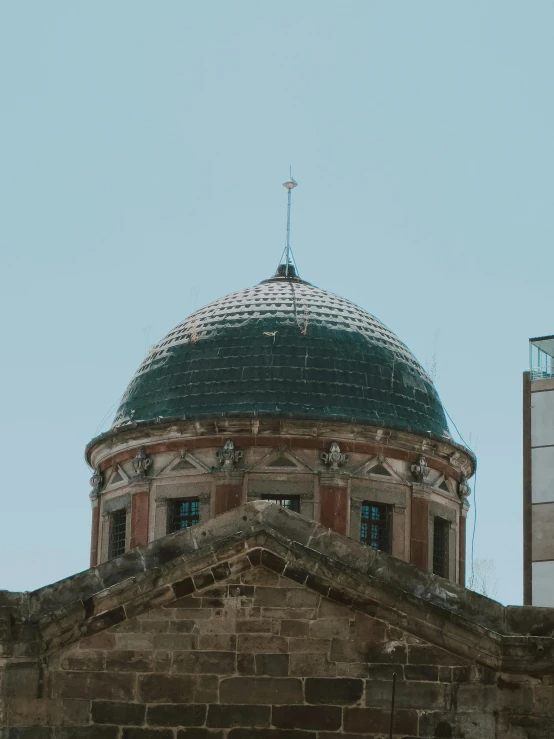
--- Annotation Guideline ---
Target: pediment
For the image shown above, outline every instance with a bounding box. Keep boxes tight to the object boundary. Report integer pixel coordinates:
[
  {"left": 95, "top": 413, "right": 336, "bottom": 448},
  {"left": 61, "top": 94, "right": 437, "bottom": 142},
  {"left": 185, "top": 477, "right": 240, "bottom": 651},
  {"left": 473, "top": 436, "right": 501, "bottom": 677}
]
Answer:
[
  {"left": 248, "top": 448, "right": 314, "bottom": 473},
  {"left": 352, "top": 455, "right": 402, "bottom": 481},
  {"left": 22, "top": 501, "right": 546, "bottom": 677},
  {"left": 106, "top": 464, "right": 130, "bottom": 488},
  {"left": 156, "top": 450, "right": 210, "bottom": 477},
  {"left": 435, "top": 474, "right": 452, "bottom": 493}
]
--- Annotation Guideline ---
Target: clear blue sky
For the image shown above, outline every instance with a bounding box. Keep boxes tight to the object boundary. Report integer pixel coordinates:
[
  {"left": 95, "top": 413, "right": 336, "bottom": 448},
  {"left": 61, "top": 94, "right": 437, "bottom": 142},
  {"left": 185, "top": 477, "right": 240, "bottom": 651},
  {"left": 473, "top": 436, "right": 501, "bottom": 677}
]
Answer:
[{"left": 1, "top": 1, "right": 552, "bottom": 605}]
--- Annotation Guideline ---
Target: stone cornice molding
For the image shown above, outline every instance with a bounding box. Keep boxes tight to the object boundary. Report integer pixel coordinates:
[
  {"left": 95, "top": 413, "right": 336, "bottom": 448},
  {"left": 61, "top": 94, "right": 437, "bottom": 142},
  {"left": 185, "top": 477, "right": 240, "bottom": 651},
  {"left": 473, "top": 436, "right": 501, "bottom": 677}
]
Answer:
[
  {"left": 2, "top": 503, "right": 550, "bottom": 675},
  {"left": 86, "top": 418, "right": 475, "bottom": 481}
]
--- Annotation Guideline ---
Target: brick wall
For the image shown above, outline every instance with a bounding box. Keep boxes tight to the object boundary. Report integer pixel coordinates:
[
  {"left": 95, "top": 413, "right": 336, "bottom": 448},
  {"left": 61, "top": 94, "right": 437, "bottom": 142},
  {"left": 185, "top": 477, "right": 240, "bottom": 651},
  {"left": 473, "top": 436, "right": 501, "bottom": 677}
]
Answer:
[{"left": 4, "top": 557, "right": 553, "bottom": 738}]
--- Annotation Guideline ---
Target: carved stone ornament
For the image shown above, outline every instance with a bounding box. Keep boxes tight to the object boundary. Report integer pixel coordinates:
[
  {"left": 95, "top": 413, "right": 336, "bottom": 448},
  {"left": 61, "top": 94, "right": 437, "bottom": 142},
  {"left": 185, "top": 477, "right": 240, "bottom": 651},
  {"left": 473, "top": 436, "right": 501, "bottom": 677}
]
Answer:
[
  {"left": 132, "top": 447, "right": 153, "bottom": 478},
  {"left": 321, "top": 442, "right": 348, "bottom": 471},
  {"left": 411, "top": 455, "right": 430, "bottom": 483},
  {"left": 216, "top": 440, "right": 243, "bottom": 469},
  {"left": 458, "top": 474, "right": 471, "bottom": 501},
  {"left": 89, "top": 467, "right": 104, "bottom": 493}
]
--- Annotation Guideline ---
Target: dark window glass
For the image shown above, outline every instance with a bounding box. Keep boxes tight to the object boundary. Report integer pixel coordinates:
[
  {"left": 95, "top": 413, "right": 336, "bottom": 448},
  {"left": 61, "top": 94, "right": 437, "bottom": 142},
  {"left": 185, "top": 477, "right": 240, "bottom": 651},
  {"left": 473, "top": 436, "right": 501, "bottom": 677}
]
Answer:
[
  {"left": 109, "top": 509, "right": 127, "bottom": 558},
  {"left": 261, "top": 495, "right": 300, "bottom": 513},
  {"left": 433, "top": 518, "right": 449, "bottom": 578},
  {"left": 360, "top": 501, "right": 392, "bottom": 553},
  {"left": 168, "top": 498, "right": 200, "bottom": 533}
]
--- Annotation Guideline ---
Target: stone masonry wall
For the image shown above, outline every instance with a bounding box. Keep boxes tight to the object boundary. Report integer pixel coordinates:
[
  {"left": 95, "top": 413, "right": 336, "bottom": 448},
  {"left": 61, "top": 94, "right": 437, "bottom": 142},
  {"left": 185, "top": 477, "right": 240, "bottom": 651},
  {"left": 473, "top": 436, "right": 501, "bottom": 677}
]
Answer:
[{"left": 3, "top": 555, "right": 554, "bottom": 738}]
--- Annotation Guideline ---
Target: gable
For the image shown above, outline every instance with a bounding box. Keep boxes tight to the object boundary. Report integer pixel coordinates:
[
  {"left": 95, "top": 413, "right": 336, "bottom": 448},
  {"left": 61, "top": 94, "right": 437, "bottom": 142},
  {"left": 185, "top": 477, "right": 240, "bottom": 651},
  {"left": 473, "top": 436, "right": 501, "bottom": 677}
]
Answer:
[
  {"left": 248, "top": 448, "right": 314, "bottom": 472},
  {"left": 6, "top": 502, "right": 554, "bottom": 738}
]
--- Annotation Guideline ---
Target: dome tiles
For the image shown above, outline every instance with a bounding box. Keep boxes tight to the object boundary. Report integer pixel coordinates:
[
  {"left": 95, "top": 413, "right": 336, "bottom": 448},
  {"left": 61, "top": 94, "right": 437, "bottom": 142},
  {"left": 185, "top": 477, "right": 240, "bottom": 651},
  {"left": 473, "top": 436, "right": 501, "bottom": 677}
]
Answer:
[{"left": 112, "top": 273, "right": 449, "bottom": 441}]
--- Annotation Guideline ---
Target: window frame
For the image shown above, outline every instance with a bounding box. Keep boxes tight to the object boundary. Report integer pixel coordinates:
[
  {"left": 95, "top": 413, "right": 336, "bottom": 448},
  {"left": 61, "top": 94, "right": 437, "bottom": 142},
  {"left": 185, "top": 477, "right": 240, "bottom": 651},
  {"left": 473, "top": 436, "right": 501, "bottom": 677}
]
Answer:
[
  {"left": 432, "top": 516, "right": 450, "bottom": 578},
  {"left": 360, "top": 500, "right": 392, "bottom": 554},
  {"left": 167, "top": 497, "right": 201, "bottom": 533},
  {"left": 109, "top": 508, "right": 127, "bottom": 559},
  {"left": 261, "top": 494, "right": 301, "bottom": 513}
]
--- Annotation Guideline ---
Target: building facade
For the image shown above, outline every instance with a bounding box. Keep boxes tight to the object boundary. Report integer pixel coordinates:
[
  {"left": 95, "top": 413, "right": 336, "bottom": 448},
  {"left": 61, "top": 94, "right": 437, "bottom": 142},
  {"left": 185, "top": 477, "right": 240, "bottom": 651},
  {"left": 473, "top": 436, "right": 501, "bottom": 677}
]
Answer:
[{"left": 523, "top": 335, "right": 554, "bottom": 606}]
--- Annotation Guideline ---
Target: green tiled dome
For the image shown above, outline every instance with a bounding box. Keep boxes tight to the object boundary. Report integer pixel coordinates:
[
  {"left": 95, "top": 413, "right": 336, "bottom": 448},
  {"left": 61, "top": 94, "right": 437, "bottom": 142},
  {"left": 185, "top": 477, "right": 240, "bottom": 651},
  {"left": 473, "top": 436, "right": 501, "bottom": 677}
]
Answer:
[{"left": 113, "top": 273, "right": 450, "bottom": 440}]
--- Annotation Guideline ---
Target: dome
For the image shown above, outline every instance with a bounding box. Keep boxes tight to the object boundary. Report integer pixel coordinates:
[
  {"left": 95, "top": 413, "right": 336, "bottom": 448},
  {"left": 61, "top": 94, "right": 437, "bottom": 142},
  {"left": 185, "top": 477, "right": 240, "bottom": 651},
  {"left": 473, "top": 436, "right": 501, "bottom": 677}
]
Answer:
[{"left": 112, "top": 271, "right": 449, "bottom": 440}]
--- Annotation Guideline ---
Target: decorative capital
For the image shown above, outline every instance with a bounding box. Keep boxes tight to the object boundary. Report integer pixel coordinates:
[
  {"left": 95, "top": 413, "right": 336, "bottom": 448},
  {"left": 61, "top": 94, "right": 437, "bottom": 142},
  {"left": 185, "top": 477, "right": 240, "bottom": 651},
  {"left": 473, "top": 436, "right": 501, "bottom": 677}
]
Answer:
[
  {"left": 411, "top": 455, "right": 430, "bottom": 483},
  {"left": 216, "top": 440, "right": 243, "bottom": 469},
  {"left": 457, "top": 474, "right": 471, "bottom": 501},
  {"left": 89, "top": 467, "right": 104, "bottom": 494},
  {"left": 132, "top": 447, "right": 153, "bottom": 479},
  {"left": 321, "top": 442, "right": 348, "bottom": 471}
]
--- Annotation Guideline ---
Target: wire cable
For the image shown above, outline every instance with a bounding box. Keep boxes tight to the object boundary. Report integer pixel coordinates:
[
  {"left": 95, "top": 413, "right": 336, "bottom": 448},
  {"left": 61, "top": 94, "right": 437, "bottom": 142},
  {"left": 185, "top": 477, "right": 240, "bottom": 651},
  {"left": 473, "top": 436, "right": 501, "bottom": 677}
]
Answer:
[{"left": 443, "top": 407, "right": 477, "bottom": 586}]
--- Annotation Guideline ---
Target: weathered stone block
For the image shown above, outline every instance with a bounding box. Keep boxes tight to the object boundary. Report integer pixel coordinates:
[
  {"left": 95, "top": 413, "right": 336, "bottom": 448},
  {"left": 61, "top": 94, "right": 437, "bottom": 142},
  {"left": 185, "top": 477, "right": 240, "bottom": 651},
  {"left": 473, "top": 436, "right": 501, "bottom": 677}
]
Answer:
[
  {"left": 55, "top": 729, "right": 119, "bottom": 739},
  {"left": 2, "top": 729, "right": 53, "bottom": 739},
  {"left": 198, "top": 634, "right": 235, "bottom": 651},
  {"left": 52, "top": 671, "right": 134, "bottom": 700},
  {"left": 91, "top": 700, "right": 146, "bottom": 725},
  {"left": 408, "top": 644, "right": 467, "bottom": 666},
  {"left": 419, "top": 711, "right": 496, "bottom": 739},
  {"left": 236, "top": 654, "right": 255, "bottom": 675},
  {"left": 404, "top": 665, "right": 439, "bottom": 681},
  {"left": 365, "top": 664, "right": 403, "bottom": 680},
  {"left": 344, "top": 707, "right": 418, "bottom": 735},
  {"left": 235, "top": 620, "right": 272, "bottom": 634},
  {"left": 173, "top": 651, "right": 236, "bottom": 675},
  {"left": 78, "top": 632, "right": 115, "bottom": 650},
  {"left": 176, "top": 730, "right": 225, "bottom": 739},
  {"left": 289, "top": 654, "right": 336, "bottom": 677},
  {"left": 253, "top": 589, "right": 287, "bottom": 608},
  {"left": 146, "top": 704, "right": 207, "bottom": 727},
  {"left": 288, "top": 638, "right": 330, "bottom": 653},
  {"left": 280, "top": 621, "right": 309, "bottom": 638},
  {"left": 272, "top": 705, "right": 342, "bottom": 731},
  {"left": 169, "top": 620, "right": 195, "bottom": 633},
  {"left": 241, "top": 568, "right": 279, "bottom": 587},
  {"left": 260, "top": 551, "right": 286, "bottom": 574},
  {"left": 207, "top": 704, "right": 270, "bottom": 728},
  {"left": 115, "top": 633, "right": 156, "bottom": 650},
  {"left": 309, "top": 619, "right": 349, "bottom": 640},
  {"left": 172, "top": 578, "right": 195, "bottom": 599},
  {"left": 219, "top": 677, "right": 303, "bottom": 704},
  {"left": 121, "top": 730, "right": 174, "bottom": 739},
  {"left": 6, "top": 699, "right": 49, "bottom": 727},
  {"left": 304, "top": 678, "right": 363, "bottom": 704},
  {"left": 238, "top": 635, "right": 287, "bottom": 654},
  {"left": 227, "top": 730, "right": 314, "bottom": 739},
  {"left": 365, "top": 680, "right": 450, "bottom": 710},
  {"left": 285, "top": 590, "right": 319, "bottom": 608},
  {"left": 105, "top": 650, "right": 154, "bottom": 671},
  {"left": 154, "top": 634, "right": 197, "bottom": 650},
  {"left": 5, "top": 664, "right": 40, "bottom": 698},
  {"left": 261, "top": 608, "right": 316, "bottom": 620},
  {"left": 139, "top": 674, "right": 218, "bottom": 704},
  {"left": 255, "top": 654, "right": 289, "bottom": 676}
]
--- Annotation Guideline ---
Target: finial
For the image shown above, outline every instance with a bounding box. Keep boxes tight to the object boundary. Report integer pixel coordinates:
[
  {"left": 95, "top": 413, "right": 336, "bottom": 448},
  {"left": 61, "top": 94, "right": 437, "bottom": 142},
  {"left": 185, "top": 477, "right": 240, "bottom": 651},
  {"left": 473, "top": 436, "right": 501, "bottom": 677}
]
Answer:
[{"left": 275, "top": 168, "right": 300, "bottom": 279}]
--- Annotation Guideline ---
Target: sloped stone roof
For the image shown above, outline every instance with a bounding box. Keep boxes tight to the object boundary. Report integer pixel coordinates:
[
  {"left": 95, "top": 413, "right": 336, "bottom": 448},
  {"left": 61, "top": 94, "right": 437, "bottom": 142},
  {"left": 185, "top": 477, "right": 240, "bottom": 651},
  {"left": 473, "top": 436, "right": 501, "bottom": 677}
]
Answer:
[
  {"left": 111, "top": 274, "right": 449, "bottom": 441},
  {"left": 2, "top": 503, "right": 553, "bottom": 675}
]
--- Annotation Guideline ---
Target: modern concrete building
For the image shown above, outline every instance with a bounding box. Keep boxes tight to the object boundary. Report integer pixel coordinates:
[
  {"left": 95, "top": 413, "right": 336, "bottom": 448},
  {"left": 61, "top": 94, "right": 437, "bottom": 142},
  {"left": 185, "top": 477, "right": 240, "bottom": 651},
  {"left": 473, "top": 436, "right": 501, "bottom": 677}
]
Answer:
[{"left": 523, "top": 335, "right": 554, "bottom": 606}]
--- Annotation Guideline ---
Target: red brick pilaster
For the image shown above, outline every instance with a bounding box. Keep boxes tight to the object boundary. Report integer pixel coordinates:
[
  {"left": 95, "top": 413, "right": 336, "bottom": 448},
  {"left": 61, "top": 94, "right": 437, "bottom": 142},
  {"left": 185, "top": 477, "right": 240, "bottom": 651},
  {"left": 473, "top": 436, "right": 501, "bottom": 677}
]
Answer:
[
  {"left": 90, "top": 500, "right": 100, "bottom": 568},
  {"left": 130, "top": 491, "right": 150, "bottom": 550},
  {"left": 320, "top": 486, "right": 348, "bottom": 535},
  {"left": 410, "top": 496, "right": 430, "bottom": 571},
  {"left": 214, "top": 485, "right": 242, "bottom": 516}
]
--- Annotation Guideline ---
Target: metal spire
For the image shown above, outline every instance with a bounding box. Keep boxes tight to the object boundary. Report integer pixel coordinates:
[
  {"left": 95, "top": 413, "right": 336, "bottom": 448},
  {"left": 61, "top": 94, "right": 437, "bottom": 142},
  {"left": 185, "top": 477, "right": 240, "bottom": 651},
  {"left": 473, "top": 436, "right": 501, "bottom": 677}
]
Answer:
[{"left": 277, "top": 168, "right": 299, "bottom": 278}]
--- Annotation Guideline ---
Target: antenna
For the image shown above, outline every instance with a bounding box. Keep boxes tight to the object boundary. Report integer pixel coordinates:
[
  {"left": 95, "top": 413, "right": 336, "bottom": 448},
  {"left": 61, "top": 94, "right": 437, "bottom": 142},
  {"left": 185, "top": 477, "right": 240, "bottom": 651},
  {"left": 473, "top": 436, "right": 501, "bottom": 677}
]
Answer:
[{"left": 277, "top": 168, "right": 299, "bottom": 278}]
